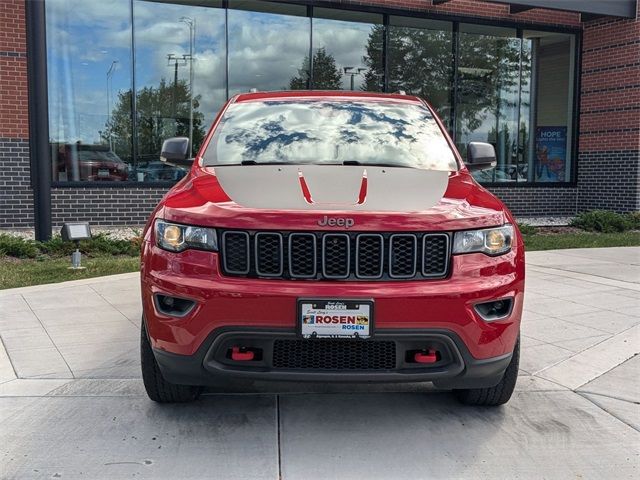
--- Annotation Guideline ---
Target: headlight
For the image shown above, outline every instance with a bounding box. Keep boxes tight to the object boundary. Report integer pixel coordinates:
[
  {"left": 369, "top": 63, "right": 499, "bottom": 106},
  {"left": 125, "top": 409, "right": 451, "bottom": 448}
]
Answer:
[
  {"left": 155, "top": 219, "right": 218, "bottom": 252},
  {"left": 452, "top": 225, "right": 513, "bottom": 256}
]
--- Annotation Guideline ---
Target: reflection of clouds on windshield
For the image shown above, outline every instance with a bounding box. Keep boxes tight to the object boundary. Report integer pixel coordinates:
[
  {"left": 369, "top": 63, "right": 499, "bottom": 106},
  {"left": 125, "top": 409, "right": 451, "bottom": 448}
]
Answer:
[{"left": 207, "top": 101, "right": 457, "bottom": 171}]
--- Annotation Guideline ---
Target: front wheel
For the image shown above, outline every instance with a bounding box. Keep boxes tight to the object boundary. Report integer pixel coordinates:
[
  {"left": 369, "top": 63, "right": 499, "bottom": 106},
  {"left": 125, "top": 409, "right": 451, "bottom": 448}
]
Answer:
[
  {"left": 140, "top": 320, "right": 201, "bottom": 403},
  {"left": 455, "top": 337, "right": 520, "bottom": 406}
]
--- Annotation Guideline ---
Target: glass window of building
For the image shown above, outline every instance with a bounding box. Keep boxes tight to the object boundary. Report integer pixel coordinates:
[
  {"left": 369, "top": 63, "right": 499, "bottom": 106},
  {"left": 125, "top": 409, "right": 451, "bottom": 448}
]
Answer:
[
  {"left": 388, "top": 17, "right": 453, "bottom": 128},
  {"left": 228, "top": 1, "right": 310, "bottom": 96},
  {"left": 46, "top": 0, "right": 133, "bottom": 183},
  {"left": 312, "top": 9, "right": 384, "bottom": 92},
  {"left": 455, "top": 24, "right": 522, "bottom": 184},
  {"left": 133, "top": 0, "right": 225, "bottom": 182},
  {"left": 523, "top": 31, "right": 576, "bottom": 183}
]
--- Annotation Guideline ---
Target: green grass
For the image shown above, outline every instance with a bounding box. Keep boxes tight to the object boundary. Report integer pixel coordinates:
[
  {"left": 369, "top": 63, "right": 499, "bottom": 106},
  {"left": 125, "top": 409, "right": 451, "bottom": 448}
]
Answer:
[
  {"left": 523, "top": 231, "right": 640, "bottom": 251},
  {"left": 0, "top": 256, "right": 140, "bottom": 290}
]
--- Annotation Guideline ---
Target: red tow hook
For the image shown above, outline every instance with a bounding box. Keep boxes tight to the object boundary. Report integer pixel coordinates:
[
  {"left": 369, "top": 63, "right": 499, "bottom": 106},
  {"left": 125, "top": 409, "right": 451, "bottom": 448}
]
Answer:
[
  {"left": 414, "top": 350, "right": 438, "bottom": 364},
  {"left": 231, "top": 347, "right": 255, "bottom": 361}
]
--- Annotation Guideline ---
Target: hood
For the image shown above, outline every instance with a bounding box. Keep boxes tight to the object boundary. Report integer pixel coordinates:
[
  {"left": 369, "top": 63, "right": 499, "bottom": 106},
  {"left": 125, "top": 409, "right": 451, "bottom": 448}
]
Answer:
[
  {"left": 160, "top": 166, "right": 509, "bottom": 232},
  {"left": 213, "top": 165, "right": 449, "bottom": 212}
]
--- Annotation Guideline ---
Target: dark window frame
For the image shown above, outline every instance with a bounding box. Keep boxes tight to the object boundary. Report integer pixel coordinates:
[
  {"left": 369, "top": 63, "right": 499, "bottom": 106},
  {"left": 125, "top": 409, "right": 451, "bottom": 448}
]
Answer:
[{"left": 41, "top": 0, "right": 581, "bottom": 189}]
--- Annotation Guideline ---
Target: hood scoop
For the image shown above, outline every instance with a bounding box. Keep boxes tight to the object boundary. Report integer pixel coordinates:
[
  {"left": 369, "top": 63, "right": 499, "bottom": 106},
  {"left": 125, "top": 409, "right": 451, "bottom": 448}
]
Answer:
[{"left": 213, "top": 165, "right": 449, "bottom": 212}]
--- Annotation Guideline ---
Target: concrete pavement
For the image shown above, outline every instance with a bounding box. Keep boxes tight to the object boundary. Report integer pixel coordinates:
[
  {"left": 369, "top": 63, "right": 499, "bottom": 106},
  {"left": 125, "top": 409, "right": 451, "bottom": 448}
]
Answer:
[{"left": 1, "top": 247, "right": 639, "bottom": 479}]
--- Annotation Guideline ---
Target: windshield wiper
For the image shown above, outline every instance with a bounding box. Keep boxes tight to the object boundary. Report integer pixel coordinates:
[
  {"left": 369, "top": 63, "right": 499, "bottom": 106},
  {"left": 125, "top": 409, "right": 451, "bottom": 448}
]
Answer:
[
  {"left": 239, "top": 160, "right": 291, "bottom": 166},
  {"left": 341, "top": 160, "right": 413, "bottom": 169}
]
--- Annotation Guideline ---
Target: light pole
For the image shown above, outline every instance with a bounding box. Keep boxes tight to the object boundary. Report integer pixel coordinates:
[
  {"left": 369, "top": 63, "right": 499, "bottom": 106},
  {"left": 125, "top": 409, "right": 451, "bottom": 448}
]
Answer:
[
  {"left": 106, "top": 60, "right": 118, "bottom": 151},
  {"left": 167, "top": 53, "right": 188, "bottom": 134},
  {"left": 343, "top": 66, "right": 366, "bottom": 91},
  {"left": 180, "top": 16, "right": 195, "bottom": 157}
]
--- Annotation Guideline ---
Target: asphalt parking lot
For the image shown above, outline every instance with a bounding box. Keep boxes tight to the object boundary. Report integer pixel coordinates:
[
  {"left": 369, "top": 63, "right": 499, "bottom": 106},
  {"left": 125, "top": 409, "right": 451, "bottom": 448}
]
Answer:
[{"left": 1, "top": 247, "right": 639, "bottom": 479}]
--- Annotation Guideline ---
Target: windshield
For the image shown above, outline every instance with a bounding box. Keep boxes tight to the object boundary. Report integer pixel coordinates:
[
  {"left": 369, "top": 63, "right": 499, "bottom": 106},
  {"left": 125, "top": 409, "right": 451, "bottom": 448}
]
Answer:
[{"left": 203, "top": 99, "right": 458, "bottom": 171}]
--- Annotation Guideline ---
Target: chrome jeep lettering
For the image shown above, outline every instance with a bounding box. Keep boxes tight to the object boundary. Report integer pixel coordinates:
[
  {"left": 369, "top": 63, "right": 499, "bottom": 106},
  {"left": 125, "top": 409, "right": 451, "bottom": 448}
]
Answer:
[{"left": 317, "top": 216, "right": 355, "bottom": 228}]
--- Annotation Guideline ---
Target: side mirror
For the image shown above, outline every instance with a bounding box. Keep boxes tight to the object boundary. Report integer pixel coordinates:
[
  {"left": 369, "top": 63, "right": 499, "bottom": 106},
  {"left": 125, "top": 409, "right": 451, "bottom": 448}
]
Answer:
[
  {"left": 160, "top": 137, "right": 193, "bottom": 167},
  {"left": 466, "top": 142, "right": 497, "bottom": 172}
]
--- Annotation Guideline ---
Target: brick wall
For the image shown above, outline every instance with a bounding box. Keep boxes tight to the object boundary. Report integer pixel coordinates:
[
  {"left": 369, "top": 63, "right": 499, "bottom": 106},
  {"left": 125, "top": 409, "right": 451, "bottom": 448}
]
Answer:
[
  {"left": 0, "top": 138, "right": 33, "bottom": 228},
  {"left": 50, "top": 188, "right": 166, "bottom": 228},
  {"left": 577, "top": 6, "right": 640, "bottom": 212},
  {"left": 0, "top": 0, "right": 32, "bottom": 229},
  {"left": 491, "top": 186, "right": 578, "bottom": 217},
  {"left": 340, "top": 0, "right": 581, "bottom": 26}
]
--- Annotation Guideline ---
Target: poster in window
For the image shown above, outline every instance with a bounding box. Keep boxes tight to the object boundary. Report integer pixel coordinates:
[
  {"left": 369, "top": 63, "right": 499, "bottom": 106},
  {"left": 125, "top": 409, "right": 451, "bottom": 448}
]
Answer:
[{"left": 535, "top": 127, "right": 567, "bottom": 182}]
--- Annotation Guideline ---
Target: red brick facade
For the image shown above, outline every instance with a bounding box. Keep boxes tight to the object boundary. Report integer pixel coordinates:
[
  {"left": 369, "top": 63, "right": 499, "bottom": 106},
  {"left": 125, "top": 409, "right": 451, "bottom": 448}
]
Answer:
[
  {"left": 0, "top": 0, "right": 638, "bottom": 230},
  {"left": 580, "top": 11, "right": 640, "bottom": 152},
  {"left": 0, "top": 0, "right": 28, "bottom": 139},
  {"left": 345, "top": 0, "right": 580, "bottom": 26}
]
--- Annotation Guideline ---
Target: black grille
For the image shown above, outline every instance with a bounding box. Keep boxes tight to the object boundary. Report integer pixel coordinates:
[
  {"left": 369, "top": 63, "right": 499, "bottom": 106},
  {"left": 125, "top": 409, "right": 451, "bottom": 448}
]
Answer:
[
  {"left": 219, "top": 230, "right": 450, "bottom": 281},
  {"left": 389, "top": 235, "right": 417, "bottom": 278},
  {"left": 272, "top": 339, "right": 396, "bottom": 370},
  {"left": 222, "top": 231, "right": 249, "bottom": 274},
  {"left": 356, "top": 234, "right": 384, "bottom": 278},
  {"left": 323, "top": 234, "right": 350, "bottom": 278},
  {"left": 255, "top": 233, "right": 283, "bottom": 276},
  {"left": 423, "top": 235, "right": 449, "bottom": 276},
  {"left": 289, "top": 234, "right": 316, "bottom": 278}
]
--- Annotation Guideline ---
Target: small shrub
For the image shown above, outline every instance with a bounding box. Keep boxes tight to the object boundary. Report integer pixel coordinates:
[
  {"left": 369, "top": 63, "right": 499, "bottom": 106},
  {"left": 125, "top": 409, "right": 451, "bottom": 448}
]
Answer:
[
  {"left": 82, "top": 234, "right": 140, "bottom": 256},
  {"left": 0, "top": 234, "right": 39, "bottom": 258},
  {"left": 627, "top": 212, "right": 640, "bottom": 230},
  {"left": 570, "top": 210, "right": 634, "bottom": 233},
  {"left": 517, "top": 223, "right": 537, "bottom": 235},
  {"left": 38, "top": 236, "right": 75, "bottom": 256}
]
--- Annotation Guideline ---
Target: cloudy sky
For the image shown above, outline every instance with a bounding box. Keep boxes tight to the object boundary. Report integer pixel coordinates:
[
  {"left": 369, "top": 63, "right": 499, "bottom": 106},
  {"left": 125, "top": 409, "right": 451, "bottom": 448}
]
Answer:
[{"left": 46, "top": 0, "right": 379, "bottom": 148}]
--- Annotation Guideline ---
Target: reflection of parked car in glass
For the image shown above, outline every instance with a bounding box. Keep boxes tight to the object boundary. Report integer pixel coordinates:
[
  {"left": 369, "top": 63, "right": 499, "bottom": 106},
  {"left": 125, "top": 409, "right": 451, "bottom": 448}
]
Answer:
[
  {"left": 52, "top": 143, "right": 127, "bottom": 182},
  {"left": 472, "top": 164, "right": 525, "bottom": 183},
  {"left": 135, "top": 158, "right": 188, "bottom": 182}
]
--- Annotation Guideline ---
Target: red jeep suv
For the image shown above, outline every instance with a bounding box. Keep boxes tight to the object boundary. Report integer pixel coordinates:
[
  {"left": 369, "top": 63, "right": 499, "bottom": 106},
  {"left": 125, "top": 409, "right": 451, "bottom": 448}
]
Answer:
[{"left": 140, "top": 91, "right": 524, "bottom": 406}]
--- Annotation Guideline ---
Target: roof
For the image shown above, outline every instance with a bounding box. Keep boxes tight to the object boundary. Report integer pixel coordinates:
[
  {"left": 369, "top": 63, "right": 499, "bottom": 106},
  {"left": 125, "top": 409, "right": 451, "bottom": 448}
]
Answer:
[{"left": 233, "top": 90, "right": 424, "bottom": 104}]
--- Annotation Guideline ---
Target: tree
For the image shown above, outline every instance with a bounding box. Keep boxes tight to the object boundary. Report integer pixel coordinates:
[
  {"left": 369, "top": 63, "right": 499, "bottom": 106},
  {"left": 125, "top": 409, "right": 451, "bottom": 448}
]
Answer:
[
  {"left": 362, "top": 25, "right": 528, "bottom": 135},
  {"left": 102, "top": 78, "right": 206, "bottom": 161},
  {"left": 289, "top": 47, "right": 342, "bottom": 90}
]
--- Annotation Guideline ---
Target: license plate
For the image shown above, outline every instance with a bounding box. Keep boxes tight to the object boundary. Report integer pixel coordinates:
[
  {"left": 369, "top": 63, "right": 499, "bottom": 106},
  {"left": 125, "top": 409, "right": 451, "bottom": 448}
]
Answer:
[
  {"left": 98, "top": 168, "right": 109, "bottom": 177},
  {"left": 298, "top": 299, "right": 373, "bottom": 339}
]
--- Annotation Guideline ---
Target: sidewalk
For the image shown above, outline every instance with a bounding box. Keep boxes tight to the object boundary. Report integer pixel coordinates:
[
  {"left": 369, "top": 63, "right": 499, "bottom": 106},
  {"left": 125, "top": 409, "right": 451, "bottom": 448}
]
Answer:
[{"left": 1, "top": 247, "right": 639, "bottom": 479}]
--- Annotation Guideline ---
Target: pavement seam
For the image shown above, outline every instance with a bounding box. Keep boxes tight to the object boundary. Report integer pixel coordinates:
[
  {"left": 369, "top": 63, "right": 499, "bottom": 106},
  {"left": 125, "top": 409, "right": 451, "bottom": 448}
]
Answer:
[
  {"left": 21, "top": 294, "right": 76, "bottom": 380},
  {"left": 575, "top": 391, "right": 640, "bottom": 433},
  {"left": 530, "top": 323, "right": 640, "bottom": 379},
  {"left": 88, "top": 285, "right": 140, "bottom": 329},
  {"left": 0, "top": 272, "right": 140, "bottom": 297},
  {"left": 547, "top": 249, "right": 640, "bottom": 266},
  {"left": 575, "top": 389, "right": 640, "bottom": 405},
  {"left": 554, "top": 314, "right": 628, "bottom": 336},
  {"left": 0, "top": 335, "right": 18, "bottom": 380},
  {"left": 527, "top": 265, "right": 640, "bottom": 291},
  {"left": 570, "top": 352, "right": 640, "bottom": 391}
]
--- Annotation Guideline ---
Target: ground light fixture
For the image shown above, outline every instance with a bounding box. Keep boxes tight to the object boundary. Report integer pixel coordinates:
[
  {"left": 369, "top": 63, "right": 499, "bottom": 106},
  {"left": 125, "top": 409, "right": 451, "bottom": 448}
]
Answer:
[{"left": 60, "top": 222, "right": 92, "bottom": 269}]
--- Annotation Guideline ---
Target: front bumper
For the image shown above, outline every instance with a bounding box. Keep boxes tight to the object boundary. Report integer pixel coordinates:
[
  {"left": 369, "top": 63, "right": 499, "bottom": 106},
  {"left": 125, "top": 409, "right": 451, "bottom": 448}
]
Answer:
[
  {"left": 141, "top": 240, "right": 524, "bottom": 363},
  {"left": 151, "top": 326, "right": 514, "bottom": 389}
]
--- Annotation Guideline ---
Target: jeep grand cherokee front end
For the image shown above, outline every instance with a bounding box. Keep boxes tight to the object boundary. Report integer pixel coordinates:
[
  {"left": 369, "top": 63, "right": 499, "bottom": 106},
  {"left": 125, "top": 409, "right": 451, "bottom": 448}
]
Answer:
[{"left": 140, "top": 91, "right": 524, "bottom": 406}]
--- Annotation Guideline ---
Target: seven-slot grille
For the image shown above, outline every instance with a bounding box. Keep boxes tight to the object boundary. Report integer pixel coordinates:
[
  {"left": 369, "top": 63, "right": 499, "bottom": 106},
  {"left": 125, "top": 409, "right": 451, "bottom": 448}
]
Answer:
[{"left": 221, "top": 230, "right": 450, "bottom": 281}]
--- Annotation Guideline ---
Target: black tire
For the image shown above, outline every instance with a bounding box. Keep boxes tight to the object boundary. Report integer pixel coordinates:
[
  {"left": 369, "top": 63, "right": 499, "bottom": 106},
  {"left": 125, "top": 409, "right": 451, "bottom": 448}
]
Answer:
[
  {"left": 140, "top": 320, "right": 201, "bottom": 403},
  {"left": 455, "top": 337, "right": 520, "bottom": 406}
]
